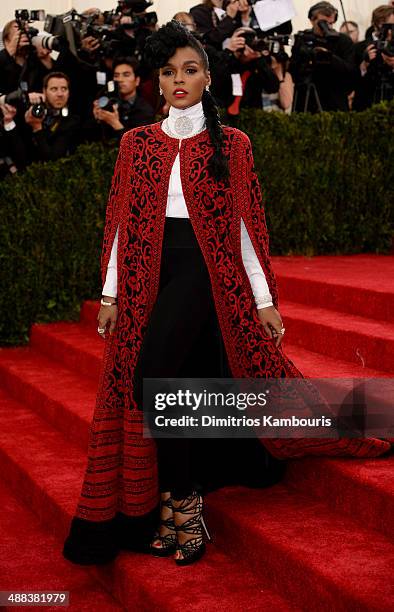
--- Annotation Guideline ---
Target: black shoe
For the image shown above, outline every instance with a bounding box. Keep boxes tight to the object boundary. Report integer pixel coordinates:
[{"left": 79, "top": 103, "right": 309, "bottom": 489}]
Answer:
[
  {"left": 172, "top": 491, "right": 212, "bottom": 566},
  {"left": 149, "top": 494, "right": 177, "bottom": 557}
]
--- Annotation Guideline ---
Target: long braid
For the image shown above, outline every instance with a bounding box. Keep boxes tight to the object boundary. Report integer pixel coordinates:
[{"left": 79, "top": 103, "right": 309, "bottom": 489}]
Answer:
[
  {"left": 144, "top": 20, "right": 230, "bottom": 184},
  {"left": 202, "top": 89, "right": 230, "bottom": 183}
]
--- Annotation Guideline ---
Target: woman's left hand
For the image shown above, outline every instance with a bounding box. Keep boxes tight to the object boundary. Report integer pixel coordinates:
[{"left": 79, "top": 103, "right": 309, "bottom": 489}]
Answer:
[{"left": 257, "top": 305, "right": 285, "bottom": 347}]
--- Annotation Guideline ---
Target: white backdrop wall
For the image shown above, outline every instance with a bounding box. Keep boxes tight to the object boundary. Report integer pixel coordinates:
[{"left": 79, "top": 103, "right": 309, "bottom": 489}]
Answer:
[{"left": 1, "top": 1, "right": 381, "bottom": 39}]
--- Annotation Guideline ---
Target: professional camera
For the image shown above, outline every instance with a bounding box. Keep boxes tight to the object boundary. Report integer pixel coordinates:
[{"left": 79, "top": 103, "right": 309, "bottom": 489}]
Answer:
[
  {"left": 292, "top": 21, "right": 338, "bottom": 65},
  {"left": 96, "top": 81, "right": 120, "bottom": 112},
  {"left": 237, "top": 28, "right": 292, "bottom": 63},
  {"left": 371, "top": 23, "right": 394, "bottom": 58},
  {"left": 15, "top": 9, "right": 45, "bottom": 22},
  {"left": 363, "top": 23, "right": 394, "bottom": 105},
  {"left": 0, "top": 82, "right": 29, "bottom": 111},
  {"left": 44, "top": 9, "right": 107, "bottom": 55},
  {"left": 43, "top": 9, "right": 131, "bottom": 59},
  {"left": 117, "top": 0, "right": 153, "bottom": 15},
  {"left": 116, "top": 0, "right": 158, "bottom": 30},
  {"left": 0, "top": 84, "right": 48, "bottom": 120},
  {"left": 80, "top": 13, "right": 125, "bottom": 59},
  {"left": 290, "top": 21, "right": 340, "bottom": 112},
  {"left": 15, "top": 9, "right": 64, "bottom": 52},
  {"left": 31, "top": 100, "right": 47, "bottom": 119},
  {"left": 0, "top": 84, "right": 48, "bottom": 119}
]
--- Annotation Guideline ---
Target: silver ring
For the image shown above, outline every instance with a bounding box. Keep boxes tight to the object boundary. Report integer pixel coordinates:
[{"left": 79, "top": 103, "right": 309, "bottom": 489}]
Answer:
[
  {"left": 97, "top": 327, "right": 105, "bottom": 334},
  {"left": 280, "top": 327, "right": 285, "bottom": 335}
]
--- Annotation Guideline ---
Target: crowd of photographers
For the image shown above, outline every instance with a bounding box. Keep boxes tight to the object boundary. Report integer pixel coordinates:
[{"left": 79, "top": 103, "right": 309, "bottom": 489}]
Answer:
[{"left": 0, "top": 0, "right": 394, "bottom": 178}]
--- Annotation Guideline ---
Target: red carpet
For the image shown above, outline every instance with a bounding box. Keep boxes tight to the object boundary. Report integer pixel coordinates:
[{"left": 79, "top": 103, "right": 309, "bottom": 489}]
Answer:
[{"left": 0, "top": 254, "right": 393, "bottom": 610}]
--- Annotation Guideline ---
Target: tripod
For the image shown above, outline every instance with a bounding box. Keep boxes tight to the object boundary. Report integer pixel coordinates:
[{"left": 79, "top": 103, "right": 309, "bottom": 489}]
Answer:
[
  {"left": 373, "top": 65, "right": 394, "bottom": 106},
  {"left": 292, "top": 72, "right": 324, "bottom": 113}
]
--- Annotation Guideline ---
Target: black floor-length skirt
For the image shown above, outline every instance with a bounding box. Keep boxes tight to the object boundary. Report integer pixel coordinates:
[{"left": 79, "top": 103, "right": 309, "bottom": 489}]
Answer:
[{"left": 63, "top": 217, "right": 286, "bottom": 565}]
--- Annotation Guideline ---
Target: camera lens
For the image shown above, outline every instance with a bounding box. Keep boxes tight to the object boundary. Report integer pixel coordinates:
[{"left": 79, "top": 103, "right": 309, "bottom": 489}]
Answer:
[
  {"left": 97, "top": 95, "right": 110, "bottom": 109},
  {"left": 31, "top": 102, "right": 46, "bottom": 119}
]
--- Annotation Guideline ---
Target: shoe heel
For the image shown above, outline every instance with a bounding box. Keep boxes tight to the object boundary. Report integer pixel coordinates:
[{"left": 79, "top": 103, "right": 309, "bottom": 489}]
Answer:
[{"left": 201, "top": 515, "right": 212, "bottom": 543}]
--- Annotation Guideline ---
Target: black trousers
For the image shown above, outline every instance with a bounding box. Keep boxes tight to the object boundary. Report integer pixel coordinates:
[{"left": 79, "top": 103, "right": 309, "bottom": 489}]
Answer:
[{"left": 133, "top": 217, "right": 286, "bottom": 500}]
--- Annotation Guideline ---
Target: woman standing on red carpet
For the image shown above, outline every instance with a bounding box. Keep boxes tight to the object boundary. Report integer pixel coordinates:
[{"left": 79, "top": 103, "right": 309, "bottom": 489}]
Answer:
[{"left": 62, "top": 21, "right": 391, "bottom": 568}]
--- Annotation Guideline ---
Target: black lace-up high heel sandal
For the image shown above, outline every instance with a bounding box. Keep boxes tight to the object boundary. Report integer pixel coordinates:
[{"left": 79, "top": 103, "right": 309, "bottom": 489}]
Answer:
[
  {"left": 150, "top": 494, "right": 177, "bottom": 557},
  {"left": 172, "top": 491, "right": 212, "bottom": 566}
]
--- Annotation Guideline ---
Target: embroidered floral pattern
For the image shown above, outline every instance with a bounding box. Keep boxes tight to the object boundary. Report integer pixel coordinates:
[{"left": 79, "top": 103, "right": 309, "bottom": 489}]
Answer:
[{"left": 74, "top": 123, "right": 390, "bottom": 523}]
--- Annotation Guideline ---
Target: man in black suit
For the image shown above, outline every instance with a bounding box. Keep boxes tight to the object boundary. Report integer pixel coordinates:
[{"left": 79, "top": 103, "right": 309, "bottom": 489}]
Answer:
[{"left": 24, "top": 71, "right": 80, "bottom": 162}]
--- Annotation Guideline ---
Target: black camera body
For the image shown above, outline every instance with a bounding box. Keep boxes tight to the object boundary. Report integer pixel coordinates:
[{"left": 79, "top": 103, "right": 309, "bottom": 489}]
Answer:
[
  {"left": 15, "top": 9, "right": 46, "bottom": 22},
  {"left": 238, "top": 28, "right": 291, "bottom": 59},
  {"left": 14, "top": 9, "right": 63, "bottom": 52},
  {"left": 117, "top": 12, "right": 158, "bottom": 30},
  {"left": 375, "top": 23, "right": 394, "bottom": 58},
  {"left": 0, "top": 84, "right": 47, "bottom": 120},
  {"left": 31, "top": 101, "right": 47, "bottom": 119},
  {"left": 116, "top": 0, "right": 157, "bottom": 28},
  {"left": 96, "top": 81, "right": 120, "bottom": 112},
  {"left": 0, "top": 82, "right": 29, "bottom": 111},
  {"left": 292, "top": 21, "right": 339, "bottom": 66}
]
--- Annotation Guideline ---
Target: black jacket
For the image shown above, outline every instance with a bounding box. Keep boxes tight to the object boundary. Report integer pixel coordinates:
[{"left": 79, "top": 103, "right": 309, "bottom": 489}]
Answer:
[
  {"left": 29, "top": 113, "right": 80, "bottom": 162},
  {"left": 0, "top": 48, "right": 43, "bottom": 94}
]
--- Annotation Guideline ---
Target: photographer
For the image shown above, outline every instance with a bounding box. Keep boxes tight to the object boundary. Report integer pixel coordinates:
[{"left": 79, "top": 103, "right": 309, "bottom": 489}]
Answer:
[
  {"left": 78, "top": 9, "right": 120, "bottom": 67},
  {"left": 110, "top": 1, "right": 158, "bottom": 64},
  {"left": 89, "top": 56, "right": 154, "bottom": 142},
  {"left": 289, "top": 2, "right": 357, "bottom": 112},
  {"left": 78, "top": 2, "right": 158, "bottom": 109},
  {"left": 34, "top": 38, "right": 97, "bottom": 122},
  {"left": 24, "top": 72, "right": 80, "bottom": 162},
  {"left": 229, "top": 28, "right": 282, "bottom": 109},
  {"left": 0, "top": 15, "right": 97, "bottom": 123},
  {"left": 190, "top": 0, "right": 250, "bottom": 50},
  {"left": 353, "top": 5, "right": 394, "bottom": 109},
  {"left": 0, "top": 20, "right": 42, "bottom": 94}
]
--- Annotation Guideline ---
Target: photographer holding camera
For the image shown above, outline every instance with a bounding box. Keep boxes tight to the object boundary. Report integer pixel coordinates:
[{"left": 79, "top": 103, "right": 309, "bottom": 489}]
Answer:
[
  {"left": 226, "top": 27, "right": 285, "bottom": 109},
  {"left": 89, "top": 56, "right": 154, "bottom": 142},
  {"left": 190, "top": 0, "right": 251, "bottom": 50},
  {"left": 0, "top": 19, "right": 43, "bottom": 94},
  {"left": 353, "top": 5, "right": 394, "bottom": 110},
  {"left": 24, "top": 71, "right": 80, "bottom": 162},
  {"left": 289, "top": 1, "right": 357, "bottom": 112}
]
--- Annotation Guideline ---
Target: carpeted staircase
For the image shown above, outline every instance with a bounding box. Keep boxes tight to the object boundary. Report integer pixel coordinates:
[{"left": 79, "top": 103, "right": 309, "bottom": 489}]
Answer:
[{"left": 0, "top": 254, "right": 393, "bottom": 611}]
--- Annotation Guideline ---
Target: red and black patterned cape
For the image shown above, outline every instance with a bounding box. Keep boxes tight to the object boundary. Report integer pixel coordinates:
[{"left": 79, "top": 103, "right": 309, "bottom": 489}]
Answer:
[{"left": 75, "top": 122, "right": 390, "bottom": 522}]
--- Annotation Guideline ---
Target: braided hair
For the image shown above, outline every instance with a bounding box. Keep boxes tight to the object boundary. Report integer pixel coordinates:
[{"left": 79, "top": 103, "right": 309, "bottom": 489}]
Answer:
[{"left": 144, "top": 20, "right": 230, "bottom": 183}]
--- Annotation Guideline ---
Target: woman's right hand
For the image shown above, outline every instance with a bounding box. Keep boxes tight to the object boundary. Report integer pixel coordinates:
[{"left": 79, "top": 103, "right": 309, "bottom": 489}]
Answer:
[{"left": 97, "top": 298, "right": 118, "bottom": 339}]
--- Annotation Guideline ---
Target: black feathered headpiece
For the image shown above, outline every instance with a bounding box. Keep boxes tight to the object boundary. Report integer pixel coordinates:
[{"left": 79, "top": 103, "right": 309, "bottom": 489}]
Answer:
[{"left": 143, "top": 20, "right": 209, "bottom": 70}]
